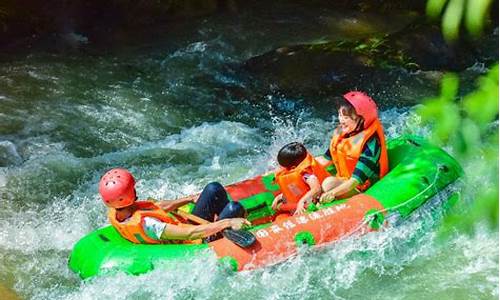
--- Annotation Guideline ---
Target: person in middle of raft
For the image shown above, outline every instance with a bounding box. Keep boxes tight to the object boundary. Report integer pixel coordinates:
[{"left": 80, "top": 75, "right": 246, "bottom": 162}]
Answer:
[
  {"left": 271, "top": 142, "right": 330, "bottom": 215},
  {"left": 316, "top": 91, "right": 389, "bottom": 203}
]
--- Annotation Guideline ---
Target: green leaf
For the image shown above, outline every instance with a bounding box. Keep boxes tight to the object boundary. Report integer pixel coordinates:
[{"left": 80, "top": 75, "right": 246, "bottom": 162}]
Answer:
[
  {"left": 440, "top": 73, "right": 459, "bottom": 99},
  {"left": 426, "top": 0, "right": 448, "bottom": 18},
  {"left": 442, "top": 0, "right": 465, "bottom": 42},
  {"left": 465, "top": 0, "right": 493, "bottom": 37},
  {"left": 458, "top": 118, "right": 481, "bottom": 157},
  {"left": 418, "top": 62, "right": 499, "bottom": 233},
  {"left": 463, "top": 64, "right": 499, "bottom": 125}
]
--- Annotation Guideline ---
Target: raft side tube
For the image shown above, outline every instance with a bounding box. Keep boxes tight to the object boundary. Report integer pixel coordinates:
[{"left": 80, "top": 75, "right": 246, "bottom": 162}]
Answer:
[
  {"left": 365, "top": 135, "right": 462, "bottom": 218},
  {"left": 209, "top": 194, "right": 383, "bottom": 271},
  {"left": 69, "top": 226, "right": 210, "bottom": 279}
]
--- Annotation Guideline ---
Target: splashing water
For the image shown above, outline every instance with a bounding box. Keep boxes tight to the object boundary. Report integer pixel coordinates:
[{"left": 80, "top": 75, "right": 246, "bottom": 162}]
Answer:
[
  {"left": 1, "top": 108, "right": 497, "bottom": 300},
  {"left": 0, "top": 4, "right": 497, "bottom": 300}
]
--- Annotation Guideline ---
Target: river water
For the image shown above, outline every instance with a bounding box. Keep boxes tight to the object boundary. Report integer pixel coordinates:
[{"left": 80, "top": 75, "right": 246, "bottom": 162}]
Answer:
[{"left": 0, "top": 3, "right": 498, "bottom": 300}]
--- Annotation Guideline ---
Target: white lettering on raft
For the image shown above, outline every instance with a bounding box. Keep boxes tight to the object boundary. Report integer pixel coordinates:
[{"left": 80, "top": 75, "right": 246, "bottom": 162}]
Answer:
[
  {"left": 282, "top": 220, "right": 296, "bottom": 229},
  {"left": 309, "top": 212, "right": 322, "bottom": 220},
  {"left": 256, "top": 229, "right": 270, "bottom": 238},
  {"left": 296, "top": 216, "right": 309, "bottom": 224},
  {"left": 252, "top": 205, "right": 347, "bottom": 238},
  {"left": 322, "top": 207, "right": 335, "bottom": 216},
  {"left": 270, "top": 225, "right": 283, "bottom": 233}
]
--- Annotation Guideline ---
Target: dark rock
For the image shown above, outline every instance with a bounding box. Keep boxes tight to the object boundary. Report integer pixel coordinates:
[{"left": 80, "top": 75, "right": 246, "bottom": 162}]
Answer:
[
  {"left": 386, "top": 22, "right": 495, "bottom": 71},
  {"left": 244, "top": 45, "right": 375, "bottom": 98},
  {"left": 241, "top": 19, "right": 498, "bottom": 106}
]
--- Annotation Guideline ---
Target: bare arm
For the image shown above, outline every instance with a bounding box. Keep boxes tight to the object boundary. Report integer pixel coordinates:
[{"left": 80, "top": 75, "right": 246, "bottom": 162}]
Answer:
[
  {"left": 175, "top": 193, "right": 200, "bottom": 203},
  {"left": 160, "top": 219, "right": 249, "bottom": 240},
  {"left": 294, "top": 175, "right": 321, "bottom": 215},
  {"left": 156, "top": 195, "right": 199, "bottom": 212}
]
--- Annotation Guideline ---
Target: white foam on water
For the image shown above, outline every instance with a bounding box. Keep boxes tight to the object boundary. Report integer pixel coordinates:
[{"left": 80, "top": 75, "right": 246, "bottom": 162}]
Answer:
[
  {"left": 0, "top": 182, "right": 104, "bottom": 252},
  {"left": 67, "top": 121, "right": 267, "bottom": 203},
  {"left": 0, "top": 103, "right": 497, "bottom": 300}
]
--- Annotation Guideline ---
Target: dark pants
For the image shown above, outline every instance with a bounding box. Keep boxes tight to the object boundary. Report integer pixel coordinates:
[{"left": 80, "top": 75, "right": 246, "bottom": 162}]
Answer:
[{"left": 192, "top": 182, "right": 245, "bottom": 222}]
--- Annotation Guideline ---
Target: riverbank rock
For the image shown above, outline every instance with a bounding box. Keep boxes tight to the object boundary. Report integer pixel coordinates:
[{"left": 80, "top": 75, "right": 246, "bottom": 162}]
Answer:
[{"left": 242, "top": 20, "right": 498, "bottom": 106}]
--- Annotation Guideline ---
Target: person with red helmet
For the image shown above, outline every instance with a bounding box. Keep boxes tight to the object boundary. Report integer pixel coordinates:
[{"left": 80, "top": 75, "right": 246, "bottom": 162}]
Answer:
[
  {"left": 317, "top": 91, "right": 389, "bottom": 203},
  {"left": 99, "top": 168, "right": 249, "bottom": 244}
]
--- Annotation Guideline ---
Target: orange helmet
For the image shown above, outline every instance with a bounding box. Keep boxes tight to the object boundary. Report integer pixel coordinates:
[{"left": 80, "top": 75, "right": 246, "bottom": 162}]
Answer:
[
  {"left": 343, "top": 91, "right": 378, "bottom": 128},
  {"left": 98, "top": 168, "right": 136, "bottom": 209}
]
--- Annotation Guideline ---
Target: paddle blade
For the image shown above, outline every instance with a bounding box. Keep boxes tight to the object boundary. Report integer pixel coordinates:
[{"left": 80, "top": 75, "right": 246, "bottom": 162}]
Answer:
[{"left": 223, "top": 229, "right": 256, "bottom": 248}]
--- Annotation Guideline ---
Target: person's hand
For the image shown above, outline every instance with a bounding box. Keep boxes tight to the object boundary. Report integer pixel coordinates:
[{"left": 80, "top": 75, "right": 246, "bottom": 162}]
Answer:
[
  {"left": 227, "top": 218, "right": 251, "bottom": 230},
  {"left": 319, "top": 191, "right": 335, "bottom": 204},
  {"left": 294, "top": 204, "right": 306, "bottom": 215},
  {"left": 271, "top": 194, "right": 284, "bottom": 211}
]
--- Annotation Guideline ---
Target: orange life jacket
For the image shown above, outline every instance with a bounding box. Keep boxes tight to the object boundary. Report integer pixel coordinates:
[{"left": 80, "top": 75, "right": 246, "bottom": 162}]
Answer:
[
  {"left": 275, "top": 153, "right": 330, "bottom": 212},
  {"left": 108, "top": 201, "right": 193, "bottom": 244},
  {"left": 329, "top": 118, "right": 388, "bottom": 191}
]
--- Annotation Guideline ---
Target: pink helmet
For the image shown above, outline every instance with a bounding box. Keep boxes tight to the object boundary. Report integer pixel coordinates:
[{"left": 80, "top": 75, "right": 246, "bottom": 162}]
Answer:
[
  {"left": 98, "top": 168, "right": 136, "bottom": 209},
  {"left": 343, "top": 91, "right": 378, "bottom": 128}
]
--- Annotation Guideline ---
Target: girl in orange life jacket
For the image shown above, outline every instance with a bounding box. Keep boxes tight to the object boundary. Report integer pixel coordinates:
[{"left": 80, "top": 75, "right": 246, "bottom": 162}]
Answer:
[
  {"left": 99, "top": 168, "right": 249, "bottom": 244},
  {"left": 272, "top": 142, "right": 330, "bottom": 215},
  {"left": 317, "top": 91, "right": 389, "bottom": 203}
]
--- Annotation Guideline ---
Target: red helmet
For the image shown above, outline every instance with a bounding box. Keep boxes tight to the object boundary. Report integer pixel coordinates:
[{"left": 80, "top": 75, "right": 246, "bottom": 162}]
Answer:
[
  {"left": 98, "top": 168, "right": 136, "bottom": 209},
  {"left": 343, "top": 91, "right": 378, "bottom": 128}
]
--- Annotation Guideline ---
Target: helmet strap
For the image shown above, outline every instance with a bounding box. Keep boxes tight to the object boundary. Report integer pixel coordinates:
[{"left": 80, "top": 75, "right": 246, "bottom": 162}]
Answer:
[
  {"left": 355, "top": 117, "right": 364, "bottom": 131},
  {"left": 345, "top": 117, "right": 364, "bottom": 137}
]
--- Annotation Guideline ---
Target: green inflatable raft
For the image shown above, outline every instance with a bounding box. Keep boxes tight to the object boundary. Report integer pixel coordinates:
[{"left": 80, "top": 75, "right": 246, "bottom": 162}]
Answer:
[{"left": 69, "top": 135, "right": 463, "bottom": 279}]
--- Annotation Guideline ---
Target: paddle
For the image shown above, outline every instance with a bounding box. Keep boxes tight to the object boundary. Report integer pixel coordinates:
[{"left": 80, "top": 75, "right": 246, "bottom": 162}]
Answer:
[
  {"left": 222, "top": 228, "right": 256, "bottom": 248},
  {"left": 172, "top": 209, "right": 256, "bottom": 248}
]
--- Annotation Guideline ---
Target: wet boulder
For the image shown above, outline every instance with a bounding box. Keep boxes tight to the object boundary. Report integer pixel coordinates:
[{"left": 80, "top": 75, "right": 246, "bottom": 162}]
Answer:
[
  {"left": 0, "top": 141, "right": 22, "bottom": 167},
  {"left": 244, "top": 45, "right": 375, "bottom": 98},
  {"left": 242, "top": 19, "right": 497, "bottom": 105},
  {"left": 387, "top": 22, "right": 498, "bottom": 71}
]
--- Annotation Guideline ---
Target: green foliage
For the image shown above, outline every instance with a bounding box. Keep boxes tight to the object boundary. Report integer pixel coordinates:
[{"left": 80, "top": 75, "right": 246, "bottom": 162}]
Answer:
[
  {"left": 425, "top": 0, "right": 498, "bottom": 234},
  {"left": 418, "top": 64, "right": 499, "bottom": 233},
  {"left": 308, "top": 36, "right": 415, "bottom": 69},
  {"left": 426, "top": 0, "right": 494, "bottom": 41}
]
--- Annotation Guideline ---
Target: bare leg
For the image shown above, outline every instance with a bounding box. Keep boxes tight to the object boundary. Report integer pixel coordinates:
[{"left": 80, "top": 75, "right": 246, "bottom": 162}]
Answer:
[
  {"left": 337, "top": 188, "right": 359, "bottom": 199},
  {"left": 322, "top": 176, "right": 346, "bottom": 192},
  {"left": 322, "top": 176, "right": 360, "bottom": 200}
]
